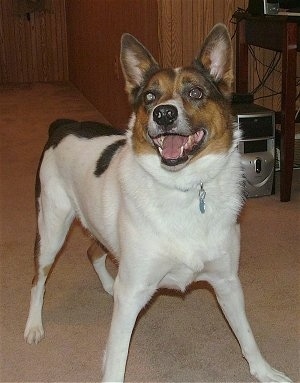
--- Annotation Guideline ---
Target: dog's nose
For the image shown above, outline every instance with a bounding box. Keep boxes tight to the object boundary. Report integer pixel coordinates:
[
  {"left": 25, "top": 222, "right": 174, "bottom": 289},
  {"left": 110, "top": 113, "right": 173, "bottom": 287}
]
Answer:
[{"left": 153, "top": 104, "right": 178, "bottom": 126}]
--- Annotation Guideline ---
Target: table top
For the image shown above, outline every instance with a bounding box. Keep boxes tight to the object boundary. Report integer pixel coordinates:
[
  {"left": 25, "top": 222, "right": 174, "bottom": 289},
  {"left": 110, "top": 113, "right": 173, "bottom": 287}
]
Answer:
[
  {"left": 235, "top": 12, "right": 300, "bottom": 23},
  {"left": 235, "top": 13, "right": 300, "bottom": 51}
]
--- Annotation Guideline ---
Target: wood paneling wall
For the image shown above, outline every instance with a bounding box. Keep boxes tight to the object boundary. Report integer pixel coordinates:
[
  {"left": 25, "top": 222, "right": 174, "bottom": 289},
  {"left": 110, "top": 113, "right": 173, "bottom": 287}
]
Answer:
[
  {"left": 1, "top": 0, "right": 298, "bottom": 123},
  {"left": 67, "top": 0, "right": 298, "bottom": 125},
  {"left": 0, "top": 0, "right": 68, "bottom": 83},
  {"left": 158, "top": 0, "right": 299, "bottom": 112},
  {"left": 158, "top": 0, "right": 245, "bottom": 67},
  {"left": 66, "top": 0, "right": 251, "bottom": 126},
  {"left": 66, "top": 0, "right": 159, "bottom": 127}
]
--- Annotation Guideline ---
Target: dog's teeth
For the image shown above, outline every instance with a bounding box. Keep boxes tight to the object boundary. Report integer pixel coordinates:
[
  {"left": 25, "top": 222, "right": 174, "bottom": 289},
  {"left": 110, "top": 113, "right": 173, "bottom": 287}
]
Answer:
[
  {"left": 195, "top": 130, "right": 204, "bottom": 142},
  {"left": 184, "top": 135, "right": 194, "bottom": 150},
  {"left": 180, "top": 146, "right": 184, "bottom": 156},
  {"left": 156, "top": 136, "right": 164, "bottom": 148}
]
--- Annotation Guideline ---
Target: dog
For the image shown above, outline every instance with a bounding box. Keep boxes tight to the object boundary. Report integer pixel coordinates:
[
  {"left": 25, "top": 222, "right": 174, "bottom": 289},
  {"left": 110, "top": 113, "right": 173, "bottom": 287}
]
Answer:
[{"left": 24, "top": 24, "right": 292, "bottom": 382}]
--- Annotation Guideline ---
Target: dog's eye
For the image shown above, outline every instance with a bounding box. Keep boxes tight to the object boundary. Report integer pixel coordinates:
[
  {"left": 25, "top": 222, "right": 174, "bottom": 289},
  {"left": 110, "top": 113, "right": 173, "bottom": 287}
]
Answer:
[
  {"left": 144, "top": 91, "right": 156, "bottom": 104},
  {"left": 189, "top": 87, "right": 203, "bottom": 100}
]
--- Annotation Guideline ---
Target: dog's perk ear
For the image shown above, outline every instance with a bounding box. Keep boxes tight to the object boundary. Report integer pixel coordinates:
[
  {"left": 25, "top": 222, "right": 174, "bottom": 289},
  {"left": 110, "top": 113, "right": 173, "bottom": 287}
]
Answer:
[
  {"left": 196, "top": 24, "right": 233, "bottom": 97},
  {"left": 120, "top": 34, "right": 160, "bottom": 103}
]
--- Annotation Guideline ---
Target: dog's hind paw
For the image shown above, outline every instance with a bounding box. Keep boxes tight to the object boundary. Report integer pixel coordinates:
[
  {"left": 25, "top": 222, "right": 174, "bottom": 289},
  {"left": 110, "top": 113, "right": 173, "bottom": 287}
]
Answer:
[
  {"left": 251, "top": 363, "right": 293, "bottom": 383},
  {"left": 24, "top": 325, "right": 44, "bottom": 345}
]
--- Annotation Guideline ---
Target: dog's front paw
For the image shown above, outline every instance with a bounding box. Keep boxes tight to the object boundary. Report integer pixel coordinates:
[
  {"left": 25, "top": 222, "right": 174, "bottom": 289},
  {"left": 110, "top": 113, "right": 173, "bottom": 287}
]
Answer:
[
  {"left": 251, "top": 362, "right": 293, "bottom": 383},
  {"left": 24, "top": 325, "right": 44, "bottom": 344}
]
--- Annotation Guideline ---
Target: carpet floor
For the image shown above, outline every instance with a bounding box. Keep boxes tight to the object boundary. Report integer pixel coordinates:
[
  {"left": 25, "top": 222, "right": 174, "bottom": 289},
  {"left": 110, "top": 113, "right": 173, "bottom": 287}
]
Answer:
[{"left": 0, "top": 82, "right": 299, "bottom": 382}]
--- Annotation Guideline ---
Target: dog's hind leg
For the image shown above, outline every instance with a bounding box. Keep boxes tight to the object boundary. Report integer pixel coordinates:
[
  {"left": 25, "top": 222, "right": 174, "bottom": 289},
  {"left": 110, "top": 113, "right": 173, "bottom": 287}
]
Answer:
[
  {"left": 24, "top": 187, "right": 74, "bottom": 345},
  {"left": 87, "top": 241, "right": 114, "bottom": 296}
]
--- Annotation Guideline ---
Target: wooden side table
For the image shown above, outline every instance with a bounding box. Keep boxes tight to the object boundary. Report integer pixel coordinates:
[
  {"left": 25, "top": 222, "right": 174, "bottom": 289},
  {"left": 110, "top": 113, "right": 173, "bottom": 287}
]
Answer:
[{"left": 235, "top": 14, "right": 300, "bottom": 201}]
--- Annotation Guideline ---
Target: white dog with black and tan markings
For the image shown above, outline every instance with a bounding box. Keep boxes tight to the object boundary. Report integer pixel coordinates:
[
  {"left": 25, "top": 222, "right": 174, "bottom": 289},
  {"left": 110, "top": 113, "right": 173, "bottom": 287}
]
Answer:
[{"left": 24, "top": 24, "right": 292, "bottom": 382}]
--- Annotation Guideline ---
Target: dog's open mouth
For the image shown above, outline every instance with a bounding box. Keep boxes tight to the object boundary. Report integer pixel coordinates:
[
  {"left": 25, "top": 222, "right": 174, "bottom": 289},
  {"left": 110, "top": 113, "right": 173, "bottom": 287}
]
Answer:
[{"left": 151, "top": 129, "right": 206, "bottom": 167}]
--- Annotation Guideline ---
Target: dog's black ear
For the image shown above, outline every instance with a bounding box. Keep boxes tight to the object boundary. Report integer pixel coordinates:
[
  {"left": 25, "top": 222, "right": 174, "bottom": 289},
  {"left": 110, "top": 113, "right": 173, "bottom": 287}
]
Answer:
[
  {"left": 120, "top": 34, "right": 160, "bottom": 103},
  {"left": 195, "top": 24, "right": 233, "bottom": 97}
]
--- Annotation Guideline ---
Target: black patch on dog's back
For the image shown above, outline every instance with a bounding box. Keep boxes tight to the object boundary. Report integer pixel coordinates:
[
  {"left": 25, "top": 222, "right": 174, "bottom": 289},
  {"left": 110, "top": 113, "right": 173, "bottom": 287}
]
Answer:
[
  {"left": 94, "top": 139, "right": 126, "bottom": 177},
  {"left": 46, "top": 119, "right": 125, "bottom": 150},
  {"left": 35, "top": 119, "right": 126, "bottom": 202}
]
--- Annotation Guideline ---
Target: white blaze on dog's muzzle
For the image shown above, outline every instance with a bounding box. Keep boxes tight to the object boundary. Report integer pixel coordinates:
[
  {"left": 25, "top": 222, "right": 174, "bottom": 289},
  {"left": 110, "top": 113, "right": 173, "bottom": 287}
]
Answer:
[{"left": 147, "top": 102, "right": 207, "bottom": 168}]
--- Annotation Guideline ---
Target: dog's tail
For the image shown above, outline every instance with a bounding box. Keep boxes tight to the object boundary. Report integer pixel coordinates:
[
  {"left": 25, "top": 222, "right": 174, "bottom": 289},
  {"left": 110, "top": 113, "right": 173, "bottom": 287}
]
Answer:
[{"left": 48, "top": 119, "right": 77, "bottom": 137}]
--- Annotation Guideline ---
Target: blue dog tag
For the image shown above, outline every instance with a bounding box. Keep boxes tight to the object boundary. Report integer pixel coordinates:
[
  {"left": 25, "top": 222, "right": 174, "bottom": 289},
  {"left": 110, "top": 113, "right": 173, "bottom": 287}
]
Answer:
[{"left": 199, "top": 184, "right": 206, "bottom": 214}]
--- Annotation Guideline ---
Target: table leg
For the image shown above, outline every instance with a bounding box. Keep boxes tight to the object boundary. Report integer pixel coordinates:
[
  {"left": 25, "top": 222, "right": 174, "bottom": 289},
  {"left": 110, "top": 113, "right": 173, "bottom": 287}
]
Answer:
[
  {"left": 280, "top": 22, "right": 297, "bottom": 202},
  {"left": 235, "top": 19, "right": 248, "bottom": 93}
]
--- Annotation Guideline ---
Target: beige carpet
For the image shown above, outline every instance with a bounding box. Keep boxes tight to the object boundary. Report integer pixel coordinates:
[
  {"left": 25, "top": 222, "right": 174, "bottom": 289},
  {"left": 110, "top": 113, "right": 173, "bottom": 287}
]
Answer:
[{"left": 0, "top": 82, "right": 299, "bottom": 382}]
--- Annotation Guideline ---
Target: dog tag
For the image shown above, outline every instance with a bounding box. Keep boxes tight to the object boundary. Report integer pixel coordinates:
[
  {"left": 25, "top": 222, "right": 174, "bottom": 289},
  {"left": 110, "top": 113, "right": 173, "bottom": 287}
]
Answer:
[{"left": 199, "top": 183, "right": 206, "bottom": 214}]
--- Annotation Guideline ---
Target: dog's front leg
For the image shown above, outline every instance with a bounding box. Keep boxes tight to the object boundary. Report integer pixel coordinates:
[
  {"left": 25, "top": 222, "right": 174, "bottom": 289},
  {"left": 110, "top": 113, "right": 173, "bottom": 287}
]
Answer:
[
  {"left": 102, "top": 274, "right": 155, "bottom": 382},
  {"left": 210, "top": 276, "right": 292, "bottom": 382}
]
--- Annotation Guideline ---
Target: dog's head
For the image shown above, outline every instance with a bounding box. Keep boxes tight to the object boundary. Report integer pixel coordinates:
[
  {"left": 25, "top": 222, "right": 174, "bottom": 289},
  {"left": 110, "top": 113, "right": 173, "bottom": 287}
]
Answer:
[{"left": 120, "top": 24, "right": 234, "bottom": 171}]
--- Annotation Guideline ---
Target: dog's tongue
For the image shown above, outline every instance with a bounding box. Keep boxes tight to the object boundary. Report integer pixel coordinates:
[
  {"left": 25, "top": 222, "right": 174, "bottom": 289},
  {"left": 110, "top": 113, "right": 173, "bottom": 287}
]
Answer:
[{"left": 162, "top": 135, "right": 189, "bottom": 159}]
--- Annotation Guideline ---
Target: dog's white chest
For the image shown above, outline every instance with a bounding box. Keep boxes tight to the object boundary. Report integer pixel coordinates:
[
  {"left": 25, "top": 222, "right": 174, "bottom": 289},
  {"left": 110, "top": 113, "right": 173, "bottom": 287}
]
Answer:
[{"left": 133, "top": 199, "right": 221, "bottom": 291}]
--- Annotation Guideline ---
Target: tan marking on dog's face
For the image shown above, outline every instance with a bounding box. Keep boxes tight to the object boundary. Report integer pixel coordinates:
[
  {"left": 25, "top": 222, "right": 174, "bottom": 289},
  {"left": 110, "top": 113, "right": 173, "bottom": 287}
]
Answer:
[
  {"left": 187, "top": 100, "right": 233, "bottom": 163},
  {"left": 131, "top": 69, "right": 177, "bottom": 155},
  {"left": 121, "top": 26, "right": 234, "bottom": 169},
  {"left": 131, "top": 67, "right": 233, "bottom": 161},
  {"left": 131, "top": 113, "right": 156, "bottom": 155}
]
